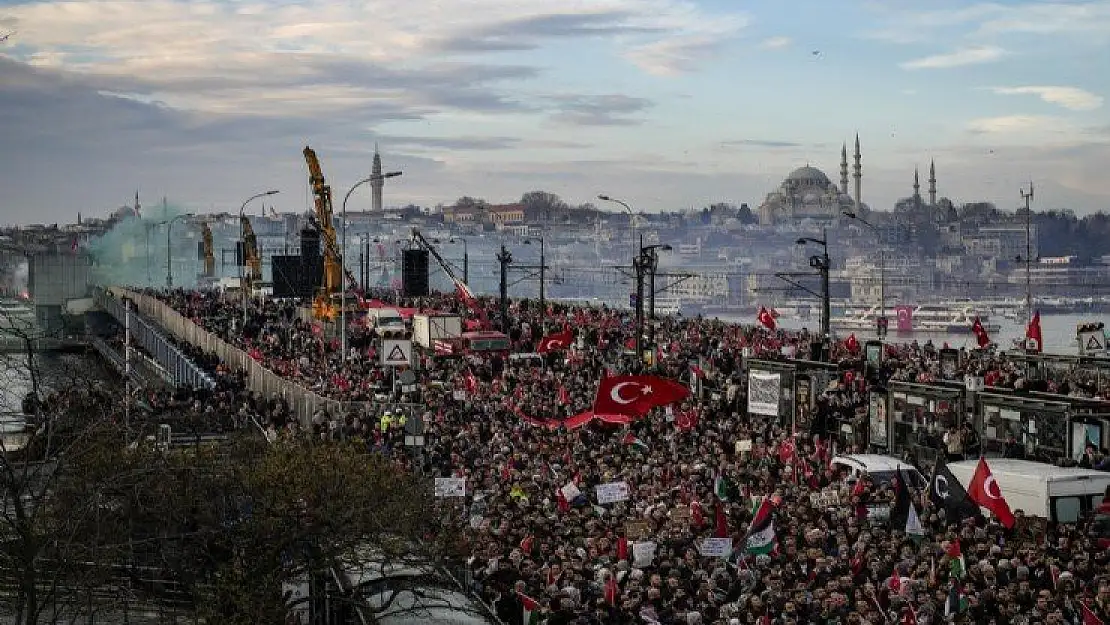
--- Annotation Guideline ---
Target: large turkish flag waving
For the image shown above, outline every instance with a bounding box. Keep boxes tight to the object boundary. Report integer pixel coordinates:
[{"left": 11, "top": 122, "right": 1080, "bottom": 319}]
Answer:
[
  {"left": 593, "top": 375, "right": 691, "bottom": 418},
  {"left": 537, "top": 329, "right": 574, "bottom": 353},
  {"left": 966, "top": 457, "right": 1015, "bottom": 528}
]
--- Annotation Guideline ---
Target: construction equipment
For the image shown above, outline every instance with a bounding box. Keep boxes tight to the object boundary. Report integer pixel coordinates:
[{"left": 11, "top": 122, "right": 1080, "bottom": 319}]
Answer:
[
  {"left": 201, "top": 222, "right": 215, "bottom": 278},
  {"left": 409, "top": 229, "right": 488, "bottom": 329},
  {"left": 303, "top": 146, "right": 359, "bottom": 320},
  {"left": 239, "top": 215, "right": 261, "bottom": 292}
]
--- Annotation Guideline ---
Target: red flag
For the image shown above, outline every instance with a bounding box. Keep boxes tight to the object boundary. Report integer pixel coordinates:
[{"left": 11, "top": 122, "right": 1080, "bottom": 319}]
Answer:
[
  {"left": 971, "top": 317, "right": 990, "bottom": 348},
  {"left": 616, "top": 536, "right": 629, "bottom": 561},
  {"left": 1025, "top": 311, "right": 1043, "bottom": 353},
  {"left": 1082, "top": 602, "right": 1105, "bottom": 625},
  {"left": 520, "top": 535, "right": 534, "bottom": 554},
  {"left": 592, "top": 375, "right": 691, "bottom": 419},
  {"left": 537, "top": 329, "right": 573, "bottom": 353},
  {"left": 604, "top": 575, "right": 618, "bottom": 605},
  {"left": 845, "top": 333, "right": 860, "bottom": 353},
  {"left": 901, "top": 605, "right": 918, "bottom": 625},
  {"left": 675, "top": 407, "right": 698, "bottom": 431},
  {"left": 556, "top": 487, "right": 570, "bottom": 512},
  {"left": 966, "top": 457, "right": 1015, "bottom": 528},
  {"left": 714, "top": 501, "right": 728, "bottom": 538},
  {"left": 778, "top": 436, "right": 796, "bottom": 465},
  {"left": 757, "top": 306, "right": 777, "bottom": 330},
  {"left": 558, "top": 385, "right": 569, "bottom": 405}
]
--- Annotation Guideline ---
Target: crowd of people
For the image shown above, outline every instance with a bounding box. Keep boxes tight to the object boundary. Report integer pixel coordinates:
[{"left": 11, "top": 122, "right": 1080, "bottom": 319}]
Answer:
[{"left": 139, "top": 287, "right": 1110, "bottom": 625}]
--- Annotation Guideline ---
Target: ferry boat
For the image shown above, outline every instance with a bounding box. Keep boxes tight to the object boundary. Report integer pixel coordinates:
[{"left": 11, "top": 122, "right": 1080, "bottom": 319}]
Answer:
[{"left": 833, "top": 303, "right": 1000, "bottom": 334}]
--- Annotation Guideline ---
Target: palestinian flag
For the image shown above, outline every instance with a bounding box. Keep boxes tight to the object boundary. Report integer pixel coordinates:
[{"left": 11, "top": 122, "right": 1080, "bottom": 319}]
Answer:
[
  {"left": 744, "top": 497, "right": 775, "bottom": 556},
  {"left": 621, "top": 431, "right": 649, "bottom": 453},
  {"left": 714, "top": 474, "right": 733, "bottom": 501},
  {"left": 947, "top": 540, "right": 966, "bottom": 579},
  {"left": 945, "top": 582, "right": 968, "bottom": 616},
  {"left": 519, "top": 592, "right": 541, "bottom": 625}
]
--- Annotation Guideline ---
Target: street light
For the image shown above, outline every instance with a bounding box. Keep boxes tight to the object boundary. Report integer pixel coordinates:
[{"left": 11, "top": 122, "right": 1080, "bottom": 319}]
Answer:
[
  {"left": 843, "top": 210, "right": 886, "bottom": 336},
  {"left": 597, "top": 194, "right": 636, "bottom": 251},
  {"left": 796, "top": 230, "right": 831, "bottom": 346},
  {"left": 340, "top": 171, "right": 402, "bottom": 360},
  {"left": 165, "top": 213, "right": 195, "bottom": 288},
  {"left": 239, "top": 190, "right": 280, "bottom": 326}
]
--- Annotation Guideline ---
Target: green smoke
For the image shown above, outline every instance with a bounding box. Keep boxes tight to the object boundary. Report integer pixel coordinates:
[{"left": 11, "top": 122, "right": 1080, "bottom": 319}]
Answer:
[{"left": 87, "top": 202, "right": 204, "bottom": 289}]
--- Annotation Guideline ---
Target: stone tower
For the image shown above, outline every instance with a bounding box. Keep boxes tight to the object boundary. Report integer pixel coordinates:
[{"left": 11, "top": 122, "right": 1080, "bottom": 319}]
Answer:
[
  {"left": 852, "top": 134, "right": 862, "bottom": 209},
  {"left": 371, "top": 143, "right": 383, "bottom": 213},
  {"left": 840, "top": 142, "right": 849, "bottom": 195},
  {"left": 928, "top": 159, "right": 937, "bottom": 206}
]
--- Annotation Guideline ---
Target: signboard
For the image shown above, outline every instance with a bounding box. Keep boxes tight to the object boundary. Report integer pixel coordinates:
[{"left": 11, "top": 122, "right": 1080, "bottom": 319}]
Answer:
[
  {"left": 939, "top": 348, "right": 959, "bottom": 380},
  {"left": 699, "top": 537, "right": 733, "bottom": 558},
  {"left": 747, "top": 371, "right": 781, "bottom": 417},
  {"left": 595, "top": 481, "right": 630, "bottom": 504},
  {"left": 794, "top": 375, "right": 812, "bottom": 432},
  {"left": 868, "top": 392, "right": 889, "bottom": 448},
  {"left": 1079, "top": 330, "right": 1107, "bottom": 356},
  {"left": 625, "top": 520, "right": 651, "bottom": 540},
  {"left": 381, "top": 339, "right": 413, "bottom": 366},
  {"left": 434, "top": 477, "right": 466, "bottom": 497},
  {"left": 632, "top": 541, "right": 656, "bottom": 568}
]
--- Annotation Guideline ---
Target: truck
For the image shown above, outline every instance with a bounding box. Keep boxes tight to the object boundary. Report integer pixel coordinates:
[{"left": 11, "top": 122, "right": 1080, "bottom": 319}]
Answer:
[
  {"left": 412, "top": 313, "right": 462, "bottom": 350},
  {"left": 947, "top": 458, "right": 1110, "bottom": 523},
  {"left": 366, "top": 308, "right": 408, "bottom": 339}
]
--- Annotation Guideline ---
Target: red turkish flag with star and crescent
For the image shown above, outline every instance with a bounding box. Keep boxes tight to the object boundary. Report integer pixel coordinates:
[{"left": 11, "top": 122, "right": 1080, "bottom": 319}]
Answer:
[
  {"left": 592, "top": 375, "right": 691, "bottom": 419},
  {"left": 966, "top": 457, "right": 1015, "bottom": 528},
  {"left": 757, "top": 306, "right": 777, "bottom": 331},
  {"left": 537, "top": 329, "right": 574, "bottom": 353}
]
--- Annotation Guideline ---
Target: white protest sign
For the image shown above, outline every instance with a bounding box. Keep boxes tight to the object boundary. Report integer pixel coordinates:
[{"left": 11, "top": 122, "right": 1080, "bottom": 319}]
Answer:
[
  {"left": 595, "top": 481, "right": 630, "bottom": 504},
  {"left": 560, "top": 483, "right": 582, "bottom": 502},
  {"left": 699, "top": 537, "right": 733, "bottom": 558},
  {"left": 434, "top": 477, "right": 466, "bottom": 497},
  {"left": 632, "top": 541, "right": 656, "bottom": 568}
]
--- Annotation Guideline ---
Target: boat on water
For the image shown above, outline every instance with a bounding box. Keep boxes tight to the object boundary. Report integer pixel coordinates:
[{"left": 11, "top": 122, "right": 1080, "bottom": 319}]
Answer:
[{"left": 833, "top": 303, "right": 1000, "bottom": 334}]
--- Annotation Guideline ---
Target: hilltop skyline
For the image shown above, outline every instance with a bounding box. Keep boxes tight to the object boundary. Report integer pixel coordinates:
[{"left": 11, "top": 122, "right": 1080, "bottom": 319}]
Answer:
[{"left": 1, "top": 0, "right": 1108, "bottom": 221}]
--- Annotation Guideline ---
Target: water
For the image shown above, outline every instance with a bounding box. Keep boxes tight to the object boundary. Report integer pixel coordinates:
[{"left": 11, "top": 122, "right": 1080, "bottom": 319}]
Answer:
[
  {"left": 719, "top": 313, "right": 1097, "bottom": 355},
  {"left": 0, "top": 352, "right": 115, "bottom": 417}
]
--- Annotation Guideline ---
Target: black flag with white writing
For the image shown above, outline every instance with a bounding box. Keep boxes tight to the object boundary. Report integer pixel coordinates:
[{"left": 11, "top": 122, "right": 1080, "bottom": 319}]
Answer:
[{"left": 930, "top": 456, "right": 980, "bottom": 524}]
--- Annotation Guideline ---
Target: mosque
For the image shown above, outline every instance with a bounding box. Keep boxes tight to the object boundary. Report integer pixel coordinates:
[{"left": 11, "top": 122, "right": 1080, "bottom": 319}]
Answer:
[{"left": 758, "top": 135, "right": 865, "bottom": 226}]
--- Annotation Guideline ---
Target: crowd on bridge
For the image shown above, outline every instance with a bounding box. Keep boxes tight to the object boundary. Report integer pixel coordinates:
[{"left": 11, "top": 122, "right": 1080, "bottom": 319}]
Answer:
[{"left": 119, "top": 287, "right": 1110, "bottom": 624}]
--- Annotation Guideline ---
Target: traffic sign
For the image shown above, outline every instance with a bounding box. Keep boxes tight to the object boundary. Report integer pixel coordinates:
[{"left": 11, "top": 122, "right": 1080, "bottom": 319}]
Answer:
[
  {"left": 1079, "top": 330, "right": 1106, "bottom": 356},
  {"left": 381, "top": 339, "right": 413, "bottom": 366}
]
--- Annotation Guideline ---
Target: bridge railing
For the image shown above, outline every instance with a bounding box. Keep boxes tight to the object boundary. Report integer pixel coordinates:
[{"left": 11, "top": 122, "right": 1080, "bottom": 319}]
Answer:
[
  {"left": 95, "top": 288, "right": 216, "bottom": 391},
  {"left": 108, "top": 288, "right": 376, "bottom": 427}
]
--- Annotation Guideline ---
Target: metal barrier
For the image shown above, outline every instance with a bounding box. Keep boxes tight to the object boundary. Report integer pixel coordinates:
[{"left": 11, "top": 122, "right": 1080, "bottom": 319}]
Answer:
[
  {"left": 95, "top": 288, "right": 216, "bottom": 391},
  {"left": 106, "top": 287, "right": 383, "bottom": 427}
]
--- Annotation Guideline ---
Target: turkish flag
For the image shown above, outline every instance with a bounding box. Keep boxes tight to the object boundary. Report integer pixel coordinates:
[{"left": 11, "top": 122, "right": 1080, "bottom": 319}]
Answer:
[
  {"left": 845, "top": 333, "right": 860, "bottom": 352},
  {"left": 972, "top": 317, "right": 990, "bottom": 349},
  {"left": 592, "top": 375, "right": 691, "bottom": 418},
  {"left": 1082, "top": 602, "right": 1105, "bottom": 625},
  {"left": 966, "top": 457, "right": 1015, "bottom": 528},
  {"left": 537, "top": 329, "right": 574, "bottom": 353},
  {"left": 1026, "top": 311, "right": 1043, "bottom": 353},
  {"left": 757, "top": 306, "right": 777, "bottom": 330}
]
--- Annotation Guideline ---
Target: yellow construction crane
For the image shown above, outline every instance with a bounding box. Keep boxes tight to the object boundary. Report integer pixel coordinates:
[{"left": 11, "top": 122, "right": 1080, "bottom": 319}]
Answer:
[
  {"left": 200, "top": 222, "right": 215, "bottom": 278},
  {"left": 240, "top": 214, "right": 262, "bottom": 292},
  {"left": 304, "top": 146, "right": 361, "bottom": 320}
]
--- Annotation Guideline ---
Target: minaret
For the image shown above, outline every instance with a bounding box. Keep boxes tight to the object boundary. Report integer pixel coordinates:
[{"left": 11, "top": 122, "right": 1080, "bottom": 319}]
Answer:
[
  {"left": 852, "top": 134, "right": 862, "bottom": 209},
  {"left": 371, "top": 143, "right": 383, "bottom": 213},
  {"left": 913, "top": 167, "right": 922, "bottom": 211},
  {"left": 839, "top": 142, "right": 849, "bottom": 195},
  {"left": 928, "top": 159, "right": 937, "bottom": 206},
  {"left": 134, "top": 191, "right": 141, "bottom": 217}
]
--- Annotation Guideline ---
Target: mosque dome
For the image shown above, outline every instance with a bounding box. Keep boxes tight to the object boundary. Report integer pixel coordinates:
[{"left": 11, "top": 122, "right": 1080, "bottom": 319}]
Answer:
[{"left": 784, "top": 165, "right": 832, "bottom": 188}]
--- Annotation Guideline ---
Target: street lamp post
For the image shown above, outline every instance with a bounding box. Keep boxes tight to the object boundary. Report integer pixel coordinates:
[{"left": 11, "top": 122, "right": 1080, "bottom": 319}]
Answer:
[
  {"left": 239, "top": 190, "right": 280, "bottom": 327},
  {"left": 524, "top": 237, "right": 546, "bottom": 332},
  {"left": 453, "top": 238, "right": 469, "bottom": 285},
  {"left": 340, "top": 171, "right": 402, "bottom": 361},
  {"left": 165, "top": 213, "right": 194, "bottom": 288},
  {"left": 497, "top": 245, "right": 512, "bottom": 331},
  {"left": 633, "top": 238, "right": 673, "bottom": 365},
  {"left": 597, "top": 194, "right": 636, "bottom": 251},
  {"left": 843, "top": 211, "right": 886, "bottom": 336},
  {"left": 796, "top": 229, "right": 831, "bottom": 348}
]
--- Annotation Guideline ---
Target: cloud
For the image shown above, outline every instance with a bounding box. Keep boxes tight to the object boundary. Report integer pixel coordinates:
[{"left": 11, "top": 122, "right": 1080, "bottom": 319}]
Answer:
[
  {"left": 719, "top": 139, "right": 804, "bottom": 149},
  {"left": 623, "top": 31, "right": 737, "bottom": 76},
  {"left": 990, "top": 86, "right": 1103, "bottom": 111},
  {"left": 966, "top": 114, "right": 1065, "bottom": 134},
  {"left": 758, "top": 36, "right": 792, "bottom": 50},
  {"left": 867, "top": 2, "right": 1110, "bottom": 45},
  {"left": 548, "top": 94, "right": 653, "bottom": 126},
  {"left": 901, "top": 45, "right": 1006, "bottom": 69}
]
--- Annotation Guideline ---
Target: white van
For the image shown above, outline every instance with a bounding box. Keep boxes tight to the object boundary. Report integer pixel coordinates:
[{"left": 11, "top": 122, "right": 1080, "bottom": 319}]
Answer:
[
  {"left": 831, "top": 454, "right": 926, "bottom": 489},
  {"left": 947, "top": 458, "right": 1110, "bottom": 523}
]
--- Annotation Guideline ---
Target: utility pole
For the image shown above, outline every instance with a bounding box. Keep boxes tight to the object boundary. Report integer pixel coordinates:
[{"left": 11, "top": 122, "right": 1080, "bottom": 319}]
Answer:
[
  {"left": 634, "top": 236, "right": 645, "bottom": 366},
  {"left": 497, "top": 245, "right": 512, "bottom": 332},
  {"left": 1021, "top": 181, "right": 1035, "bottom": 325},
  {"left": 538, "top": 237, "right": 546, "bottom": 333},
  {"left": 648, "top": 247, "right": 658, "bottom": 355},
  {"left": 797, "top": 229, "right": 831, "bottom": 359}
]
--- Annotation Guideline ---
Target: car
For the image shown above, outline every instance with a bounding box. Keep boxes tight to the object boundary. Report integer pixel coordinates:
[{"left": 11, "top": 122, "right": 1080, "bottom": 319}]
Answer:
[{"left": 830, "top": 454, "right": 926, "bottom": 489}]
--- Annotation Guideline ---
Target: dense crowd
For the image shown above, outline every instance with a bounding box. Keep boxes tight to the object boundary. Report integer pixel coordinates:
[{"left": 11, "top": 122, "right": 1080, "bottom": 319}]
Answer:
[{"left": 141, "top": 287, "right": 1110, "bottom": 625}]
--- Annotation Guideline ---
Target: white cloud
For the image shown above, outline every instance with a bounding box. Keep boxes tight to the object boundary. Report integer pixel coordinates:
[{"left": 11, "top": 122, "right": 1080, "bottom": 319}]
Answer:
[
  {"left": 966, "top": 114, "right": 1066, "bottom": 134},
  {"left": 867, "top": 2, "right": 1110, "bottom": 45},
  {"left": 990, "top": 86, "right": 1103, "bottom": 111},
  {"left": 1, "top": 0, "right": 744, "bottom": 114},
  {"left": 901, "top": 45, "right": 1006, "bottom": 69},
  {"left": 759, "top": 36, "right": 791, "bottom": 50}
]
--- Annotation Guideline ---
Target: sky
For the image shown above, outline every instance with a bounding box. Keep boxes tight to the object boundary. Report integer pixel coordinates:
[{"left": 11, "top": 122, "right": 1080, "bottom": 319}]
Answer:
[{"left": 1, "top": 0, "right": 1109, "bottom": 223}]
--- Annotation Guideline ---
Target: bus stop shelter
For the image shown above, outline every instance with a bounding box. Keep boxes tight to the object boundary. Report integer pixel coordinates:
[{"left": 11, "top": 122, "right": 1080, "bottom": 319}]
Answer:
[{"left": 881, "top": 381, "right": 966, "bottom": 465}]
